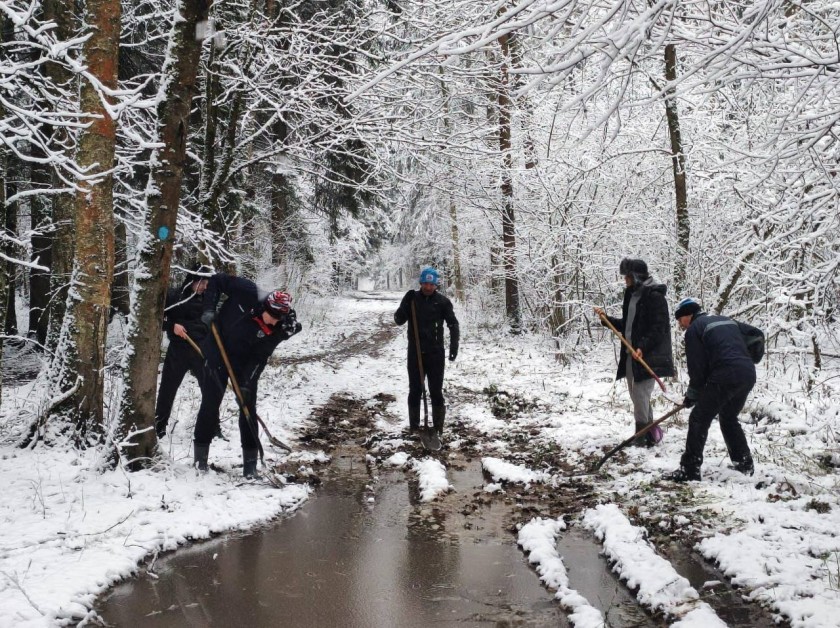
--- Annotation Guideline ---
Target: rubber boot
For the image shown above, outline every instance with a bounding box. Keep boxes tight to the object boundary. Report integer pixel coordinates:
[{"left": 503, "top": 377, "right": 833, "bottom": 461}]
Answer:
[
  {"left": 243, "top": 448, "right": 259, "bottom": 479},
  {"left": 432, "top": 406, "right": 445, "bottom": 436},
  {"left": 631, "top": 423, "right": 648, "bottom": 447},
  {"left": 408, "top": 405, "right": 421, "bottom": 433},
  {"left": 193, "top": 443, "right": 209, "bottom": 472},
  {"left": 732, "top": 455, "right": 754, "bottom": 476}
]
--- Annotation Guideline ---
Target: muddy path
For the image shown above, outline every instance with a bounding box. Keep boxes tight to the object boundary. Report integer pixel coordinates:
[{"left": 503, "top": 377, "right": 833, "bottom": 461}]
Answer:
[{"left": 96, "top": 296, "right": 781, "bottom": 626}]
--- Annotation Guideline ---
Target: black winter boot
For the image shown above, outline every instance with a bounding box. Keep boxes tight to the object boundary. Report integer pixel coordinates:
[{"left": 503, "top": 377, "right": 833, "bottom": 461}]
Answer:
[
  {"left": 193, "top": 443, "right": 209, "bottom": 472},
  {"left": 663, "top": 466, "right": 701, "bottom": 482},
  {"left": 732, "top": 456, "right": 754, "bottom": 476},
  {"left": 243, "top": 449, "right": 259, "bottom": 479},
  {"left": 432, "top": 406, "right": 446, "bottom": 436},
  {"left": 408, "top": 406, "right": 421, "bottom": 432}
]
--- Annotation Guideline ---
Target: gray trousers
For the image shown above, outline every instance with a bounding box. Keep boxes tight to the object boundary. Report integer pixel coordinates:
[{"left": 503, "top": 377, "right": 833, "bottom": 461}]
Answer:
[{"left": 626, "top": 359, "right": 654, "bottom": 427}]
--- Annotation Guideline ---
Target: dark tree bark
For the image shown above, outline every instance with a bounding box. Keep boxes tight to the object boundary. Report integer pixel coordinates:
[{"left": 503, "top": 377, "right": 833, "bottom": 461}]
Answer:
[
  {"left": 110, "top": 221, "right": 130, "bottom": 318},
  {"left": 498, "top": 31, "right": 521, "bottom": 331},
  {"left": 29, "top": 160, "right": 52, "bottom": 345},
  {"left": 121, "top": 0, "right": 212, "bottom": 469},
  {"left": 43, "top": 0, "right": 77, "bottom": 352},
  {"left": 4, "top": 181, "right": 17, "bottom": 336},
  {"left": 664, "top": 44, "right": 689, "bottom": 296}
]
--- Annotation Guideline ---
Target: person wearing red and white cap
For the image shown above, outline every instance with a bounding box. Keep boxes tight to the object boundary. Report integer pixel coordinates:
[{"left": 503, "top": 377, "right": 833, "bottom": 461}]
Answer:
[{"left": 194, "top": 273, "right": 301, "bottom": 477}]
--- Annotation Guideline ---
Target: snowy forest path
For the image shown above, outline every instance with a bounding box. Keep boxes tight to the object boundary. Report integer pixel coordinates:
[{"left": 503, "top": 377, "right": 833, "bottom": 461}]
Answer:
[{"left": 95, "top": 292, "right": 779, "bottom": 626}]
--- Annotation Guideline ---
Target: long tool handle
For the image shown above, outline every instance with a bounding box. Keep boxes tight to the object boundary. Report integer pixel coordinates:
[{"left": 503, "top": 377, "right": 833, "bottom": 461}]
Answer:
[
  {"left": 597, "top": 312, "right": 667, "bottom": 392},
  {"left": 210, "top": 323, "right": 292, "bottom": 454},
  {"left": 189, "top": 329, "right": 290, "bottom": 451},
  {"left": 595, "top": 405, "right": 683, "bottom": 471},
  {"left": 410, "top": 299, "right": 429, "bottom": 428}
]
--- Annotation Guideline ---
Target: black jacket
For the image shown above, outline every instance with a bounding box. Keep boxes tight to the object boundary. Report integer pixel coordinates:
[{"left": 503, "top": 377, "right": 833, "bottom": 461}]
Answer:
[
  {"left": 162, "top": 281, "right": 206, "bottom": 344},
  {"left": 201, "top": 273, "right": 300, "bottom": 389},
  {"left": 394, "top": 289, "right": 459, "bottom": 357},
  {"left": 604, "top": 280, "right": 675, "bottom": 381},
  {"left": 684, "top": 312, "right": 756, "bottom": 401}
]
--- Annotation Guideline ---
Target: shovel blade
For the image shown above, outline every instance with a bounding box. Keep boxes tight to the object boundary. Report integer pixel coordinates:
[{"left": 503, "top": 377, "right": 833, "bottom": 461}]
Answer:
[{"left": 419, "top": 428, "right": 442, "bottom": 451}]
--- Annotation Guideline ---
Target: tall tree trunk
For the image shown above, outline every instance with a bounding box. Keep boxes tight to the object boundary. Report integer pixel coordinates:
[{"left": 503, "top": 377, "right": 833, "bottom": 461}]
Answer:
[
  {"left": 30, "top": 160, "right": 52, "bottom": 345},
  {"left": 448, "top": 196, "right": 463, "bottom": 300},
  {"left": 4, "top": 180, "right": 17, "bottom": 336},
  {"left": 270, "top": 119, "right": 291, "bottom": 267},
  {"left": 0, "top": 147, "right": 7, "bottom": 405},
  {"left": 498, "top": 32, "right": 520, "bottom": 331},
  {"left": 58, "top": 0, "right": 121, "bottom": 442},
  {"left": 664, "top": 44, "right": 689, "bottom": 296},
  {"left": 438, "top": 67, "right": 464, "bottom": 300},
  {"left": 44, "top": 0, "right": 76, "bottom": 352},
  {"left": 121, "top": 0, "right": 211, "bottom": 469},
  {"left": 110, "top": 221, "right": 130, "bottom": 317}
]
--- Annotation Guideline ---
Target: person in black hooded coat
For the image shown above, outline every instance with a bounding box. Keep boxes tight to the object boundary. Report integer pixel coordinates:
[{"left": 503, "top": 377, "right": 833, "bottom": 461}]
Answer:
[
  {"left": 154, "top": 267, "right": 211, "bottom": 439},
  {"left": 594, "top": 258, "right": 675, "bottom": 445}
]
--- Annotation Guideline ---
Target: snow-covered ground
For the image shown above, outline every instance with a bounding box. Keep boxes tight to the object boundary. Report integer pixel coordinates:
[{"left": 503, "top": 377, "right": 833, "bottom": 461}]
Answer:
[{"left": 1, "top": 291, "right": 839, "bottom": 626}]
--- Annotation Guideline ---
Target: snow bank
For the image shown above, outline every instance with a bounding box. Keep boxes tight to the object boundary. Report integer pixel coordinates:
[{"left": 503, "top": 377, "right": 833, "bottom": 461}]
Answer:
[
  {"left": 582, "top": 504, "right": 725, "bottom": 625},
  {"left": 517, "top": 517, "right": 604, "bottom": 627},
  {"left": 482, "top": 456, "right": 549, "bottom": 485},
  {"left": 411, "top": 457, "right": 451, "bottom": 502}
]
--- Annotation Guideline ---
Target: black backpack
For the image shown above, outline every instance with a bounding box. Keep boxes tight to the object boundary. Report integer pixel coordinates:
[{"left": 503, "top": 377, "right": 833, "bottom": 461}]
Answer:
[{"left": 737, "top": 321, "right": 765, "bottom": 364}]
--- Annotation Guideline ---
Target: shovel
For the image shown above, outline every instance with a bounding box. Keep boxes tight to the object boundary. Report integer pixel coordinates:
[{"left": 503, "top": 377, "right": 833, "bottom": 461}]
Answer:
[
  {"left": 187, "top": 327, "right": 292, "bottom": 453},
  {"left": 596, "top": 311, "right": 668, "bottom": 392},
  {"left": 410, "top": 299, "right": 441, "bottom": 451},
  {"left": 594, "top": 404, "right": 684, "bottom": 471}
]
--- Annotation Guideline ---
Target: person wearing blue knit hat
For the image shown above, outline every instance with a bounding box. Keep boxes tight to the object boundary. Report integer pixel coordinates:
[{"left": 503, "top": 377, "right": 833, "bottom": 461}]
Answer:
[{"left": 394, "top": 267, "right": 460, "bottom": 437}]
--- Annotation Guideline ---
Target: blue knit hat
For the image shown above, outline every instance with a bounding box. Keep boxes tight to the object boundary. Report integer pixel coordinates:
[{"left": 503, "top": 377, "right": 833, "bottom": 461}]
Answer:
[
  {"left": 419, "top": 267, "right": 440, "bottom": 286},
  {"left": 674, "top": 297, "right": 701, "bottom": 319}
]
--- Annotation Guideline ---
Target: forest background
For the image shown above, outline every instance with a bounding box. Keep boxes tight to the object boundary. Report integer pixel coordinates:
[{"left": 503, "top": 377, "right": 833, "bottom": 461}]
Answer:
[{"left": 0, "top": 0, "right": 837, "bottom": 468}]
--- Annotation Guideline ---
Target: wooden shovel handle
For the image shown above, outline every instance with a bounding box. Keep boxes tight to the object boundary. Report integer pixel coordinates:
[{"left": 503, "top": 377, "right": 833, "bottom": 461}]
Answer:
[{"left": 597, "top": 311, "right": 667, "bottom": 392}]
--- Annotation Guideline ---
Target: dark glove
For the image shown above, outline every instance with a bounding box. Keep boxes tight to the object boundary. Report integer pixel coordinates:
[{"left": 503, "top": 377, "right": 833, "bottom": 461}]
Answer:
[
  {"left": 449, "top": 351, "right": 457, "bottom": 362},
  {"left": 294, "top": 321, "right": 302, "bottom": 335},
  {"left": 682, "top": 397, "right": 695, "bottom": 409},
  {"left": 201, "top": 310, "right": 215, "bottom": 329}
]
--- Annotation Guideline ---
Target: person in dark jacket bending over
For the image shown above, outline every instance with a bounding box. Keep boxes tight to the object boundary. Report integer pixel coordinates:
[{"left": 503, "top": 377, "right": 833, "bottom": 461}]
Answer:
[
  {"left": 155, "top": 266, "right": 211, "bottom": 439},
  {"left": 394, "top": 267, "right": 460, "bottom": 437},
  {"left": 666, "top": 298, "right": 756, "bottom": 482},
  {"left": 194, "top": 273, "right": 302, "bottom": 477},
  {"left": 594, "top": 258, "right": 675, "bottom": 446}
]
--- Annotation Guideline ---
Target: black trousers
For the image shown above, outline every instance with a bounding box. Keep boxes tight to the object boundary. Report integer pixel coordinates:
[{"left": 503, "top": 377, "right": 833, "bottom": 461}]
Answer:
[
  {"left": 194, "top": 361, "right": 260, "bottom": 449},
  {"left": 154, "top": 340, "right": 204, "bottom": 430},
  {"left": 681, "top": 381, "right": 754, "bottom": 473},
  {"left": 407, "top": 350, "right": 445, "bottom": 408}
]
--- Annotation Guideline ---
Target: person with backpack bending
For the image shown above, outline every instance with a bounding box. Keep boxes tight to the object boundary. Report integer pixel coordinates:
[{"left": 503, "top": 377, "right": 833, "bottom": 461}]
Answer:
[
  {"left": 194, "top": 273, "right": 302, "bottom": 477},
  {"left": 394, "top": 267, "right": 460, "bottom": 437},
  {"left": 666, "top": 298, "right": 763, "bottom": 482}
]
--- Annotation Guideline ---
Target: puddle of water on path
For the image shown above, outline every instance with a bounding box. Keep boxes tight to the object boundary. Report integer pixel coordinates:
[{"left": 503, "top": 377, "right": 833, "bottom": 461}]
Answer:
[
  {"left": 554, "top": 528, "right": 661, "bottom": 627},
  {"left": 663, "top": 542, "right": 782, "bottom": 627},
  {"left": 98, "top": 444, "right": 568, "bottom": 627}
]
